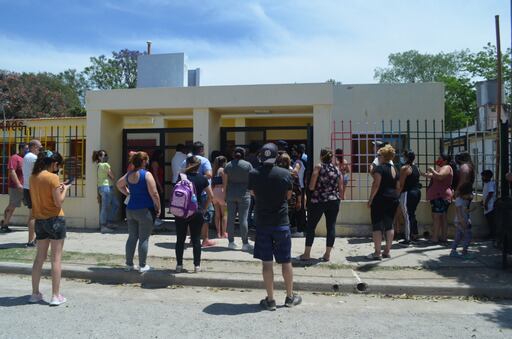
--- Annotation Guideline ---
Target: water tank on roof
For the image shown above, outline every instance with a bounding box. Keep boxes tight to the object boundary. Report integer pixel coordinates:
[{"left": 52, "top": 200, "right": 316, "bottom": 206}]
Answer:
[{"left": 476, "top": 80, "right": 500, "bottom": 106}]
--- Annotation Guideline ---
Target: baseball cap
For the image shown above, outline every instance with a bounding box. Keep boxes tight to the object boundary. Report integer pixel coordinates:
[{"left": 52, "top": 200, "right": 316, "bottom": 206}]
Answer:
[{"left": 260, "top": 143, "right": 278, "bottom": 164}]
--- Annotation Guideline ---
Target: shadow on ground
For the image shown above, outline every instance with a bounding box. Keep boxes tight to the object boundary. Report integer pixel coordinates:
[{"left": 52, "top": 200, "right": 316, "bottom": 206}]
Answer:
[
  {"left": 0, "top": 295, "right": 49, "bottom": 307},
  {"left": 0, "top": 243, "right": 27, "bottom": 249},
  {"left": 478, "top": 302, "right": 512, "bottom": 329},
  {"left": 203, "top": 302, "right": 262, "bottom": 315}
]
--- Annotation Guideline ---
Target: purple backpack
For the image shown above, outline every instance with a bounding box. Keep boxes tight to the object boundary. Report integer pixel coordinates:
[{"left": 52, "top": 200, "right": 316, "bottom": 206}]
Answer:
[{"left": 169, "top": 173, "right": 198, "bottom": 218}]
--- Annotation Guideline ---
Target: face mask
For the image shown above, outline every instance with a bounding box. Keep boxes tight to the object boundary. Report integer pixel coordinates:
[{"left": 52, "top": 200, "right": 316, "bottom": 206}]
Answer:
[{"left": 436, "top": 159, "right": 444, "bottom": 167}]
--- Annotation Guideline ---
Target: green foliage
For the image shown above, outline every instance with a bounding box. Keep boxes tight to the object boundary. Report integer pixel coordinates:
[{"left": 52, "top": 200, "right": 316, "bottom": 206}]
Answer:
[
  {"left": 374, "top": 44, "right": 511, "bottom": 131},
  {"left": 83, "top": 49, "right": 143, "bottom": 90}
]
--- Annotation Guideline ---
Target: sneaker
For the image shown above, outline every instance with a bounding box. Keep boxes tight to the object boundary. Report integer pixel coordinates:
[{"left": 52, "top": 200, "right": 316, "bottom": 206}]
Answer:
[
  {"left": 228, "top": 242, "right": 238, "bottom": 250},
  {"left": 49, "top": 294, "right": 67, "bottom": 307},
  {"left": 26, "top": 241, "right": 36, "bottom": 248},
  {"left": 100, "top": 226, "right": 114, "bottom": 234},
  {"left": 28, "top": 292, "right": 43, "bottom": 303},
  {"left": 1, "top": 220, "right": 12, "bottom": 233},
  {"left": 124, "top": 265, "right": 138, "bottom": 272},
  {"left": 366, "top": 253, "right": 382, "bottom": 261},
  {"left": 194, "top": 266, "right": 201, "bottom": 273},
  {"left": 284, "top": 294, "right": 302, "bottom": 308},
  {"left": 106, "top": 223, "right": 118, "bottom": 229},
  {"left": 291, "top": 232, "right": 304, "bottom": 238},
  {"left": 399, "top": 240, "right": 411, "bottom": 246},
  {"left": 449, "top": 251, "right": 462, "bottom": 258},
  {"left": 242, "top": 243, "right": 254, "bottom": 252},
  {"left": 175, "top": 265, "right": 183, "bottom": 273},
  {"left": 260, "top": 297, "right": 277, "bottom": 311},
  {"left": 201, "top": 239, "right": 216, "bottom": 247},
  {"left": 139, "top": 265, "right": 151, "bottom": 273}
]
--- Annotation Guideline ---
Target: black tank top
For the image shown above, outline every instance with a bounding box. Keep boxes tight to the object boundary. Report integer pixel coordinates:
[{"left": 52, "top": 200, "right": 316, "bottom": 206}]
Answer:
[
  {"left": 376, "top": 163, "right": 399, "bottom": 199},
  {"left": 403, "top": 165, "right": 420, "bottom": 192}
]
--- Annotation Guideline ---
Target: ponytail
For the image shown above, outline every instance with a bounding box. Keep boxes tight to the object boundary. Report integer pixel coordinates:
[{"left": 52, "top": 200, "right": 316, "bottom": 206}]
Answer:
[{"left": 92, "top": 150, "right": 107, "bottom": 163}]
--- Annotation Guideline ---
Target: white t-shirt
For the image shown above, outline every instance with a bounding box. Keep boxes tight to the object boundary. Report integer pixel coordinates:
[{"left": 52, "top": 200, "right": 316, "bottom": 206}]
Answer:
[
  {"left": 171, "top": 151, "right": 187, "bottom": 184},
  {"left": 454, "top": 197, "right": 471, "bottom": 225},
  {"left": 22, "top": 152, "right": 37, "bottom": 189},
  {"left": 483, "top": 180, "right": 496, "bottom": 215}
]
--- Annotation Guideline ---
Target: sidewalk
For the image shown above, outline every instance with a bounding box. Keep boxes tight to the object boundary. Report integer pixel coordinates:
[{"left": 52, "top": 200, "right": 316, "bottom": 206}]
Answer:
[{"left": 1, "top": 224, "right": 511, "bottom": 297}]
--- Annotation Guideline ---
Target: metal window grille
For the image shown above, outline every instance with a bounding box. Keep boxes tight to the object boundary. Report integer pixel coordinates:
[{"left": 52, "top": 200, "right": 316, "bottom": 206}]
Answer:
[{"left": 1, "top": 121, "right": 86, "bottom": 197}]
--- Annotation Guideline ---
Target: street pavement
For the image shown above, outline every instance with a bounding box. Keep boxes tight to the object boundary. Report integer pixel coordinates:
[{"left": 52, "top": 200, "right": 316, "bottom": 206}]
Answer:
[
  {"left": 0, "top": 274, "right": 510, "bottom": 339},
  {"left": 1, "top": 224, "right": 511, "bottom": 297}
]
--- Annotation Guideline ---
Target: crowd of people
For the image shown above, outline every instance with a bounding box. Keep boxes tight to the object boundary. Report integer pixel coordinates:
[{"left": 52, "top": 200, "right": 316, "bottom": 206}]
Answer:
[{"left": 1, "top": 137, "right": 510, "bottom": 308}]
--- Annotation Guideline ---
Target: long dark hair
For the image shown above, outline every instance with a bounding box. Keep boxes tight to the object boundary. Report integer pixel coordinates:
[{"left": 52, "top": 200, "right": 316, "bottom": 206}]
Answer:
[
  {"left": 92, "top": 150, "right": 107, "bottom": 163},
  {"left": 403, "top": 150, "right": 416, "bottom": 165},
  {"left": 33, "top": 151, "right": 63, "bottom": 176}
]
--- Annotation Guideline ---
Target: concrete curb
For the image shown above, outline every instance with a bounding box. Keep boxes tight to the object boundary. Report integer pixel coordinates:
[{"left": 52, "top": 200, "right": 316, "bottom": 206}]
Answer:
[{"left": 1, "top": 261, "right": 512, "bottom": 298}]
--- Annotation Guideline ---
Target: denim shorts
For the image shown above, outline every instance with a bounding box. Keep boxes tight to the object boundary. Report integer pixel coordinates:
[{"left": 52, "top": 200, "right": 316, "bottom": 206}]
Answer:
[
  {"left": 253, "top": 225, "right": 291, "bottom": 264},
  {"left": 430, "top": 198, "right": 451, "bottom": 214},
  {"left": 35, "top": 217, "right": 66, "bottom": 240}
]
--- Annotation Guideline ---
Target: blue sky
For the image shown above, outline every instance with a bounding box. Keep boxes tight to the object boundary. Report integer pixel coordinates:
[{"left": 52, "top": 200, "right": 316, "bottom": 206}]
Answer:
[{"left": 0, "top": 0, "right": 511, "bottom": 85}]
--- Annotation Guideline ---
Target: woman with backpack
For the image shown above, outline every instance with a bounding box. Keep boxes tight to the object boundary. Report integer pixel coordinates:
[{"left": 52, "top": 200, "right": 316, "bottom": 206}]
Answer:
[
  {"left": 116, "top": 152, "right": 161, "bottom": 273},
  {"left": 172, "top": 156, "right": 214, "bottom": 273},
  {"left": 423, "top": 153, "right": 453, "bottom": 244}
]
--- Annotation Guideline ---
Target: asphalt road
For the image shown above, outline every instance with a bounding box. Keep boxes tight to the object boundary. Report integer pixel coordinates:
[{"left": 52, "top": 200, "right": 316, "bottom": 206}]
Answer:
[{"left": 0, "top": 274, "right": 510, "bottom": 339}]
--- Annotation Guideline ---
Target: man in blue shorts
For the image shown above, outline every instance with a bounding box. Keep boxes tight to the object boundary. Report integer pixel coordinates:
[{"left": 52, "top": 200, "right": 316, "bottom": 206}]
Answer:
[{"left": 248, "top": 143, "right": 302, "bottom": 311}]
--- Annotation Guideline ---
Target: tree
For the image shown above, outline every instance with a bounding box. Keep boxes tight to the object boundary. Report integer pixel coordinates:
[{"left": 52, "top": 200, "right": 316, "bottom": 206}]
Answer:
[
  {"left": 374, "top": 45, "right": 511, "bottom": 131},
  {"left": 0, "top": 71, "right": 84, "bottom": 118},
  {"left": 83, "top": 49, "right": 143, "bottom": 90}
]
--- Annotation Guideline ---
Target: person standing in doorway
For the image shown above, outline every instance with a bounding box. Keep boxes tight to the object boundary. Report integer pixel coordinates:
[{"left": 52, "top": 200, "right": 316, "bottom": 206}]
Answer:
[
  {"left": 181, "top": 141, "right": 215, "bottom": 247},
  {"left": 212, "top": 155, "right": 228, "bottom": 238},
  {"left": 29, "top": 151, "right": 71, "bottom": 306},
  {"left": 249, "top": 143, "right": 301, "bottom": 310},
  {"left": 116, "top": 152, "right": 161, "bottom": 273},
  {"left": 171, "top": 144, "right": 188, "bottom": 185},
  {"left": 93, "top": 150, "right": 119, "bottom": 234},
  {"left": 1, "top": 142, "right": 28, "bottom": 233},
  {"left": 298, "top": 148, "right": 342, "bottom": 262},
  {"left": 22, "top": 139, "right": 42, "bottom": 247},
  {"left": 224, "top": 147, "right": 253, "bottom": 251}
]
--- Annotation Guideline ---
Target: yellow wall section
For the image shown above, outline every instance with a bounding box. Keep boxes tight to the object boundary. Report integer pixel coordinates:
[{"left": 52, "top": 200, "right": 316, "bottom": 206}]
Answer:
[
  {"left": 165, "top": 119, "right": 193, "bottom": 128},
  {"left": 245, "top": 117, "right": 312, "bottom": 127}
]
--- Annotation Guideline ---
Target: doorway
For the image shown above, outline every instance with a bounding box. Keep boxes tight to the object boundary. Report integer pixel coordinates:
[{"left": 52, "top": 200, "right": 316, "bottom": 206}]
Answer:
[{"left": 122, "top": 128, "right": 193, "bottom": 217}]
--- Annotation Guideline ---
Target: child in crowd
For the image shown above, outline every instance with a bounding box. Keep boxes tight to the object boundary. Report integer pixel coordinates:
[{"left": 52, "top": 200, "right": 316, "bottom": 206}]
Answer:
[
  {"left": 450, "top": 182, "right": 474, "bottom": 259},
  {"left": 481, "top": 170, "right": 496, "bottom": 243}
]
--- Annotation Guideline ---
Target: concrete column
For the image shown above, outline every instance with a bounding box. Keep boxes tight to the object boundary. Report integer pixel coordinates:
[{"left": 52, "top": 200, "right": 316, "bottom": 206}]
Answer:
[
  {"left": 193, "top": 108, "right": 220, "bottom": 156},
  {"left": 313, "top": 104, "right": 333, "bottom": 163}
]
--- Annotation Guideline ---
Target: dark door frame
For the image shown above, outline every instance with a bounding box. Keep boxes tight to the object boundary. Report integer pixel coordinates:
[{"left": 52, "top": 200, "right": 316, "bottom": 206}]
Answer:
[
  {"left": 220, "top": 125, "right": 313, "bottom": 170},
  {"left": 122, "top": 127, "right": 193, "bottom": 215}
]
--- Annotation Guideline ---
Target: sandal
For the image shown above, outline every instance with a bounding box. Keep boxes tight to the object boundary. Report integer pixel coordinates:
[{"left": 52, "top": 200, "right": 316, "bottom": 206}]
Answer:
[
  {"left": 382, "top": 253, "right": 391, "bottom": 259},
  {"left": 320, "top": 256, "right": 330, "bottom": 262},
  {"left": 366, "top": 253, "right": 382, "bottom": 261},
  {"left": 296, "top": 255, "right": 311, "bottom": 262}
]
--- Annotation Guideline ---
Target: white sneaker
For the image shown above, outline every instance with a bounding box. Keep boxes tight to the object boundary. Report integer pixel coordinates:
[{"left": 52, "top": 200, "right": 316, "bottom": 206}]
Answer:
[
  {"left": 139, "top": 265, "right": 151, "bottom": 273},
  {"left": 175, "top": 265, "right": 183, "bottom": 273},
  {"left": 28, "top": 292, "right": 43, "bottom": 303},
  {"left": 100, "top": 226, "right": 114, "bottom": 234},
  {"left": 194, "top": 266, "right": 201, "bottom": 273},
  {"left": 228, "top": 242, "right": 238, "bottom": 250},
  {"left": 242, "top": 243, "right": 254, "bottom": 252},
  {"left": 124, "top": 265, "right": 138, "bottom": 272},
  {"left": 49, "top": 294, "right": 67, "bottom": 307}
]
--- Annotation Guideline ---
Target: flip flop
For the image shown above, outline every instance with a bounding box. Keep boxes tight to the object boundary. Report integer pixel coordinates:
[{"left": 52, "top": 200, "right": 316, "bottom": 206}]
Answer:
[
  {"left": 296, "top": 255, "right": 311, "bottom": 262},
  {"left": 366, "top": 253, "right": 382, "bottom": 261},
  {"left": 320, "top": 257, "right": 330, "bottom": 262}
]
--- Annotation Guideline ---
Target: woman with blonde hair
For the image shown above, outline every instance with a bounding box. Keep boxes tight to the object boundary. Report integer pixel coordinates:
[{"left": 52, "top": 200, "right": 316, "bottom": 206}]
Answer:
[
  {"left": 116, "top": 152, "right": 161, "bottom": 273},
  {"left": 298, "top": 148, "right": 342, "bottom": 262},
  {"left": 212, "top": 155, "right": 228, "bottom": 238},
  {"left": 367, "top": 144, "right": 400, "bottom": 260}
]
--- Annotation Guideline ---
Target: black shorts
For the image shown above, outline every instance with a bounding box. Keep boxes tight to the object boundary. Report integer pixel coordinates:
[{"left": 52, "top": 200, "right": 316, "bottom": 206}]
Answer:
[
  {"left": 430, "top": 198, "right": 451, "bottom": 214},
  {"left": 371, "top": 195, "right": 399, "bottom": 232},
  {"left": 23, "top": 189, "right": 32, "bottom": 209},
  {"left": 35, "top": 217, "right": 66, "bottom": 240},
  {"left": 253, "top": 225, "right": 291, "bottom": 264}
]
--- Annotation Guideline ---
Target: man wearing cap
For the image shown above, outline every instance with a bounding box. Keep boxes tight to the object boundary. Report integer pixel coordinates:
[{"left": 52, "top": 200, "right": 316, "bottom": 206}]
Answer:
[{"left": 248, "top": 143, "right": 302, "bottom": 310}]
